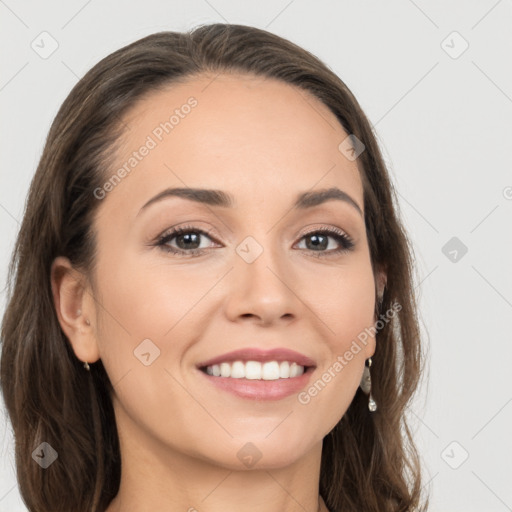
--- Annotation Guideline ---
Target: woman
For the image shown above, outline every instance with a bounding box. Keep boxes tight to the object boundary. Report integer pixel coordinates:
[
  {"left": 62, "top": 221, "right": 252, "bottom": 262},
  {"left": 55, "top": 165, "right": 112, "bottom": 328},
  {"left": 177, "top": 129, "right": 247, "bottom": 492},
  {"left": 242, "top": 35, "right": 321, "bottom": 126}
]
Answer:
[{"left": 1, "top": 23, "right": 427, "bottom": 512}]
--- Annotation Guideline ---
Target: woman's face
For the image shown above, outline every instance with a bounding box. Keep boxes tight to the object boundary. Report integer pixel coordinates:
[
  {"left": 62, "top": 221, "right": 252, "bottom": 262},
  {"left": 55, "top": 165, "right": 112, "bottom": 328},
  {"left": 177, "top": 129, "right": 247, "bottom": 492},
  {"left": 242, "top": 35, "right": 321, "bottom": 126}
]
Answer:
[{"left": 86, "top": 73, "right": 381, "bottom": 469}]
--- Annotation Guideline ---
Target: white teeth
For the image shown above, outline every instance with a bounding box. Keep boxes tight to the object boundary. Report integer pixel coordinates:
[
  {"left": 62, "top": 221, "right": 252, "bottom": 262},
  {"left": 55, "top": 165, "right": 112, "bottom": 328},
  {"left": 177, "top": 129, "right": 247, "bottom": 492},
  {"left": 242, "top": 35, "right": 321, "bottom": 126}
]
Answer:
[
  {"left": 289, "top": 362, "right": 304, "bottom": 378},
  {"left": 279, "top": 361, "right": 290, "bottom": 378},
  {"left": 204, "top": 360, "right": 306, "bottom": 380},
  {"left": 262, "top": 361, "right": 280, "bottom": 380},
  {"left": 230, "top": 361, "right": 245, "bottom": 378},
  {"left": 245, "top": 361, "right": 261, "bottom": 380},
  {"left": 220, "top": 362, "right": 231, "bottom": 377}
]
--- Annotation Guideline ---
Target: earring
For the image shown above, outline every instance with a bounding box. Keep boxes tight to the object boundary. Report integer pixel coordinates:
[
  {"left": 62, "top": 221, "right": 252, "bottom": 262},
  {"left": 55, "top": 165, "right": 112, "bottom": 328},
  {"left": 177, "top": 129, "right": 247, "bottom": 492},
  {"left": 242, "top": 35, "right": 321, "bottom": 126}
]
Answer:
[
  {"left": 83, "top": 361, "right": 90, "bottom": 371},
  {"left": 360, "top": 357, "right": 377, "bottom": 412}
]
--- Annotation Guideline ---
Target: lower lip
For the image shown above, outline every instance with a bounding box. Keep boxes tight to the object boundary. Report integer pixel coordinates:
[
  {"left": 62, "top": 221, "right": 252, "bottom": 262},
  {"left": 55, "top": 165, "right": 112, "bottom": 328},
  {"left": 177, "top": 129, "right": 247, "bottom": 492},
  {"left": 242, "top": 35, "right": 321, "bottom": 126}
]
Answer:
[{"left": 197, "top": 367, "right": 315, "bottom": 401}]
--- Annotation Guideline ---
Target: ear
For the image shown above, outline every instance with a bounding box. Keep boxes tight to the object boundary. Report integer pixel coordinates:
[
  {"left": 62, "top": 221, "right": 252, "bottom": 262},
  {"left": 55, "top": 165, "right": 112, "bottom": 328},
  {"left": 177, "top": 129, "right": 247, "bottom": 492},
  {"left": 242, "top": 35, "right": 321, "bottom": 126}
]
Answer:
[{"left": 50, "top": 256, "right": 100, "bottom": 365}]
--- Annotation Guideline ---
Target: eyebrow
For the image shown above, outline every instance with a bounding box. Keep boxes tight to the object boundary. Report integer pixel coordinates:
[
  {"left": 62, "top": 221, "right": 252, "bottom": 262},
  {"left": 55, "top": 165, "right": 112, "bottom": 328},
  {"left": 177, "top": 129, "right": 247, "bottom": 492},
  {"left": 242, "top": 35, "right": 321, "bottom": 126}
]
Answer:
[{"left": 137, "top": 186, "right": 363, "bottom": 217}]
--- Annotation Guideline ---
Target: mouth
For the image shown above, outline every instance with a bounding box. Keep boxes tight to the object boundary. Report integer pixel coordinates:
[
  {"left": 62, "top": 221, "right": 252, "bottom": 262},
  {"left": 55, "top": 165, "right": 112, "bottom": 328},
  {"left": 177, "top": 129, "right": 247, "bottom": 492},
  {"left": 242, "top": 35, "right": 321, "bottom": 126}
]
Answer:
[
  {"left": 196, "top": 348, "right": 316, "bottom": 400},
  {"left": 199, "top": 360, "right": 311, "bottom": 380}
]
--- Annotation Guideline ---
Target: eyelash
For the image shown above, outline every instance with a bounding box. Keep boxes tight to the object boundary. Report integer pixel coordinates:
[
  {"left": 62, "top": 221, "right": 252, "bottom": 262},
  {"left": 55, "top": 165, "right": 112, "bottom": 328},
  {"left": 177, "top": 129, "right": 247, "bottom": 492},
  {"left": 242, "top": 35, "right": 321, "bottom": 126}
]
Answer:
[{"left": 154, "top": 224, "right": 355, "bottom": 258}]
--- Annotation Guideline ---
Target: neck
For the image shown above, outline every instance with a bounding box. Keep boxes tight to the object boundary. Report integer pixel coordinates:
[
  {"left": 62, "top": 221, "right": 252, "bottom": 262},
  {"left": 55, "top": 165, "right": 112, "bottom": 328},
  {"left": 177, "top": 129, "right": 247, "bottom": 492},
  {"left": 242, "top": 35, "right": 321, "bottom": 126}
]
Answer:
[{"left": 105, "top": 405, "right": 327, "bottom": 512}]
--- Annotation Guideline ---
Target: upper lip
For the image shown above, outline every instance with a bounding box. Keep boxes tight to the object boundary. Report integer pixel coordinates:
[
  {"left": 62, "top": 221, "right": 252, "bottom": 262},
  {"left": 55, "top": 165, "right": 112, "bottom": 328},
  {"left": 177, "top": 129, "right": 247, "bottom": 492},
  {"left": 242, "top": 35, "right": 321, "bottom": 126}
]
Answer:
[{"left": 196, "top": 348, "right": 316, "bottom": 369}]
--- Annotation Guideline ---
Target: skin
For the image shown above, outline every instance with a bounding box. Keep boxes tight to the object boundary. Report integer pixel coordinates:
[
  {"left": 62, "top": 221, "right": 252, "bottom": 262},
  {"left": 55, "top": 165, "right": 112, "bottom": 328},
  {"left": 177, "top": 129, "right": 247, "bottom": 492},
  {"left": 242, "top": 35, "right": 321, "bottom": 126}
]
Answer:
[{"left": 51, "top": 73, "right": 386, "bottom": 512}]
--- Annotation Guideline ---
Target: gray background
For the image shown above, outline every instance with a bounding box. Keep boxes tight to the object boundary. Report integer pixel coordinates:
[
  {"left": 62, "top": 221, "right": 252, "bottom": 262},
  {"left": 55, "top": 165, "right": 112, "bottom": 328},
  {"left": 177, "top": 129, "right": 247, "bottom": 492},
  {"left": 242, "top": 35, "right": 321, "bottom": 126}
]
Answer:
[{"left": 1, "top": 1, "right": 511, "bottom": 510}]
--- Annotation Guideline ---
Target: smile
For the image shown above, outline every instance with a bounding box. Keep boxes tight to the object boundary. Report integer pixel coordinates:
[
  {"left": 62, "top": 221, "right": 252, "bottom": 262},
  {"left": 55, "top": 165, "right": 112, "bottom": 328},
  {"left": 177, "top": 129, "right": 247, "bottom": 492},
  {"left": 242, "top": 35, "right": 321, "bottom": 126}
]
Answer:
[{"left": 202, "top": 360, "right": 306, "bottom": 380}]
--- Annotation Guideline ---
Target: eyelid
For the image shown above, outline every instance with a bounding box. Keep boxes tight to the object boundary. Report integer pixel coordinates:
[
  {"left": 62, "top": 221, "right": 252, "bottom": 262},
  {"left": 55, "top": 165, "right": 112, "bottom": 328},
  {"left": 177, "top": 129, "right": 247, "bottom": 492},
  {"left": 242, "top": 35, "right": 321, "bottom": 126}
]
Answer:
[
  {"left": 156, "top": 222, "right": 353, "bottom": 241},
  {"left": 155, "top": 224, "right": 221, "bottom": 247},
  {"left": 153, "top": 222, "right": 355, "bottom": 258}
]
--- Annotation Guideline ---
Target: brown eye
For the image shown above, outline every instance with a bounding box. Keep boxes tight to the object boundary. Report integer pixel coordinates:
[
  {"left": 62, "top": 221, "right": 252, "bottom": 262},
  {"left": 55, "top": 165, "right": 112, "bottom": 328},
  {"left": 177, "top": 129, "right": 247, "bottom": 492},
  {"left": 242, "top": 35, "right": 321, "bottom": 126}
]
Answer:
[
  {"left": 156, "top": 226, "right": 219, "bottom": 256},
  {"left": 154, "top": 225, "right": 355, "bottom": 258},
  {"left": 296, "top": 228, "right": 355, "bottom": 255}
]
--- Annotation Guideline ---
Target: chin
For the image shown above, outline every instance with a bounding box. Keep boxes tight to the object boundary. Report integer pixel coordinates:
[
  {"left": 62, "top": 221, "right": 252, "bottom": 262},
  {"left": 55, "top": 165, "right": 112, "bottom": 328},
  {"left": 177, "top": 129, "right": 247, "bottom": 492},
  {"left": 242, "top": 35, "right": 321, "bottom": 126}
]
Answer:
[{"left": 194, "top": 433, "right": 319, "bottom": 471}]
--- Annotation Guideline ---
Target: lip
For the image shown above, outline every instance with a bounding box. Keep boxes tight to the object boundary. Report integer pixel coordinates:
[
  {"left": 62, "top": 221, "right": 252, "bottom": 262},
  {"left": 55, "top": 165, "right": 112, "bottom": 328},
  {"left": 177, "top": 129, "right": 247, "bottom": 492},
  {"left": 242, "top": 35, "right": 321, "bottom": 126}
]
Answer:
[
  {"left": 196, "top": 348, "right": 316, "bottom": 369},
  {"left": 198, "top": 366, "right": 315, "bottom": 401}
]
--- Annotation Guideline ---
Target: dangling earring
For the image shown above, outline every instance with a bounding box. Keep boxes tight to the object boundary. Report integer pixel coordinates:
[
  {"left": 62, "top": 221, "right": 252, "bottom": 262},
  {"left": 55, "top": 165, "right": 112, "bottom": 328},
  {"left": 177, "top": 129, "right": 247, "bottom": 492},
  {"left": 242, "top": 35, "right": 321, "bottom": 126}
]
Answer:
[
  {"left": 83, "top": 361, "right": 90, "bottom": 371},
  {"left": 360, "top": 357, "right": 377, "bottom": 412}
]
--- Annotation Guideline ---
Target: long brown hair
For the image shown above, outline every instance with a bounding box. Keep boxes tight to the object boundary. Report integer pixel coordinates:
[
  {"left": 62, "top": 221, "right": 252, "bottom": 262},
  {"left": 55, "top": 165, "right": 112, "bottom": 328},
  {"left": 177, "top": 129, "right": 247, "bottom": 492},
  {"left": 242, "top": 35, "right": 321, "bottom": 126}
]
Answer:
[{"left": 1, "top": 23, "right": 428, "bottom": 511}]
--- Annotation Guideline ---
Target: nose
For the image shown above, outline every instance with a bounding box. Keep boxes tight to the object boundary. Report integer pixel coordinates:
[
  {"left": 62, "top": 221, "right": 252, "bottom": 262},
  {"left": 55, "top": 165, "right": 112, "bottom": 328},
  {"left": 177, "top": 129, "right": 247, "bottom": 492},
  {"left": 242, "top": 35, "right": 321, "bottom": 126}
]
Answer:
[{"left": 223, "top": 242, "right": 301, "bottom": 327}]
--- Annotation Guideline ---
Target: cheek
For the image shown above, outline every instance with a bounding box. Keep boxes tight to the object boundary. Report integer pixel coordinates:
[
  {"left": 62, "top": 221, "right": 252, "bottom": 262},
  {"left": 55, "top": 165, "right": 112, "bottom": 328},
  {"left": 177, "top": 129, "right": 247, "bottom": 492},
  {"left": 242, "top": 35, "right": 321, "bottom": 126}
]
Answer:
[
  {"left": 92, "top": 249, "right": 221, "bottom": 368},
  {"left": 308, "top": 261, "right": 376, "bottom": 347},
  {"left": 301, "top": 261, "right": 375, "bottom": 407}
]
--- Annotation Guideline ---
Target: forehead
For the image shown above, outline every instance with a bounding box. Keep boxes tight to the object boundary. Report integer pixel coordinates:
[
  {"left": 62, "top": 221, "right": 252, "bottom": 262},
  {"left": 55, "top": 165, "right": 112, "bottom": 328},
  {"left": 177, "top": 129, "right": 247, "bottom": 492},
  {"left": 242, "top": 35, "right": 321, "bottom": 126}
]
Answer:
[{"left": 100, "top": 73, "right": 364, "bottom": 217}]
